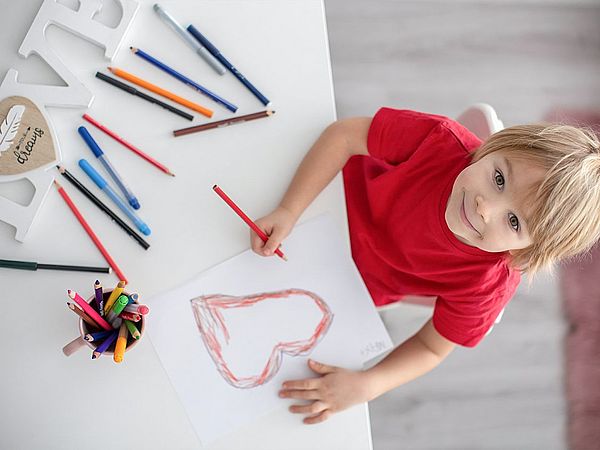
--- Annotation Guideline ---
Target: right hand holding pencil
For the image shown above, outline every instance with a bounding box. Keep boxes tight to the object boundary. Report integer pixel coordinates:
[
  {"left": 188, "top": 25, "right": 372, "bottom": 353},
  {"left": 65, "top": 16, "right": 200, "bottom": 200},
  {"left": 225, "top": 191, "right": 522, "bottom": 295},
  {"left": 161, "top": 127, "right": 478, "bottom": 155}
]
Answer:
[{"left": 251, "top": 206, "right": 296, "bottom": 257}]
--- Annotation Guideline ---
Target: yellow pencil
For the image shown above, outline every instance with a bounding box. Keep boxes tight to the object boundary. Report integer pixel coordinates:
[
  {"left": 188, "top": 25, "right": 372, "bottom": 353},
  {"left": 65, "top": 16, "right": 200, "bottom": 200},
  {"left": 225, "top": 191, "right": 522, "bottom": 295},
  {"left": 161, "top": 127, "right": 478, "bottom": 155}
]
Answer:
[
  {"left": 113, "top": 322, "right": 128, "bottom": 363},
  {"left": 104, "top": 280, "right": 126, "bottom": 314},
  {"left": 108, "top": 67, "right": 213, "bottom": 118}
]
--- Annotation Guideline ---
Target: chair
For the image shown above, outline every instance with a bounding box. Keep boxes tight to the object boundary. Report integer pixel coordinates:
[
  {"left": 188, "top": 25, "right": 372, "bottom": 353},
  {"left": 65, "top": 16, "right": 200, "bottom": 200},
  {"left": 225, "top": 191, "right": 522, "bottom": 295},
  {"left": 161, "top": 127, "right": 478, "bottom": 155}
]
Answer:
[{"left": 378, "top": 103, "right": 506, "bottom": 333}]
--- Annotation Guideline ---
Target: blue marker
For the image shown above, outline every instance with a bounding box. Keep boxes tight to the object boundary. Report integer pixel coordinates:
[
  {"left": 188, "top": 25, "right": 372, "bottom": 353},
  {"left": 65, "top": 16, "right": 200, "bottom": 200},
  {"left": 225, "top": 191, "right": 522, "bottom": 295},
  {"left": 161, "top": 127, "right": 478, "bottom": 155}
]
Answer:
[
  {"left": 187, "top": 25, "right": 270, "bottom": 106},
  {"left": 78, "top": 126, "right": 141, "bottom": 210},
  {"left": 79, "top": 159, "right": 151, "bottom": 236},
  {"left": 131, "top": 47, "right": 238, "bottom": 113}
]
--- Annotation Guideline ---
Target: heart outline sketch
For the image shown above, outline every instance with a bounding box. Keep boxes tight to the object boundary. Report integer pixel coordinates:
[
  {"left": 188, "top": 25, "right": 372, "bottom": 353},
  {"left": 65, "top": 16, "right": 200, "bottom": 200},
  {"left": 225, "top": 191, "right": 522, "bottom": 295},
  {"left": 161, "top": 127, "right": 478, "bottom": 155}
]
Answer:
[{"left": 190, "top": 289, "right": 334, "bottom": 389}]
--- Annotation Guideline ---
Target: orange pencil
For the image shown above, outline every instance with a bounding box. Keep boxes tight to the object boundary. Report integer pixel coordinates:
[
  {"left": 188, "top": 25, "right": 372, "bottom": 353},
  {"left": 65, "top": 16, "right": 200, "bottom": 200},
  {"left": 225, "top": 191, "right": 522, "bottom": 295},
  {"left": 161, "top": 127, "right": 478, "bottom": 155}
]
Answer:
[{"left": 108, "top": 67, "right": 213, "bottom": 118}]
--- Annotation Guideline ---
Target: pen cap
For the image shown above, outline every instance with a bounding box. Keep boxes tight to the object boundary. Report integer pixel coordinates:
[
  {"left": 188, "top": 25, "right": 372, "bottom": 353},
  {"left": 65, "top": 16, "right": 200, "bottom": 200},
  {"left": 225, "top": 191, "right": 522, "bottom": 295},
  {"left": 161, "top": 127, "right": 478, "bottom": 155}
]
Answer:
[
  {"left": 112, "top": 295, "right": 130, "bottom": 315},
  {"left": 186, "top": 25, "right": 218, "bottom": 55},
  {"left": 78, "top": 158, "right": 107, "bottom": 189},
  {"left": 78, "top": 126, "right": 104, "bottom": 157}
]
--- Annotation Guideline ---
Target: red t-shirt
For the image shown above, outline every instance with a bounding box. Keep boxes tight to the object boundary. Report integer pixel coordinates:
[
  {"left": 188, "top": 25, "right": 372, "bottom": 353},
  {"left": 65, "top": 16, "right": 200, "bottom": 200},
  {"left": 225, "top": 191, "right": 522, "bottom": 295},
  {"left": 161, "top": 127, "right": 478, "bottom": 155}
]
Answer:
[{"left": 342, "top": 108, "right": 521, "bottom": 347}]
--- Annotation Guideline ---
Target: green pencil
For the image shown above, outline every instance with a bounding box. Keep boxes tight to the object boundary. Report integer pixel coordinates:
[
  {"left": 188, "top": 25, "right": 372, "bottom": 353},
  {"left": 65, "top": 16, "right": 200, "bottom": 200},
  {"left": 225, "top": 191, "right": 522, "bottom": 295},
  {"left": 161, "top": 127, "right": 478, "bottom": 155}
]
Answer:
[
  {"left": 0, "top": 258, "right": 110, "bottom": 274},
  {"left": 124, "top": 320, "right": 141, "bottom": 340}
]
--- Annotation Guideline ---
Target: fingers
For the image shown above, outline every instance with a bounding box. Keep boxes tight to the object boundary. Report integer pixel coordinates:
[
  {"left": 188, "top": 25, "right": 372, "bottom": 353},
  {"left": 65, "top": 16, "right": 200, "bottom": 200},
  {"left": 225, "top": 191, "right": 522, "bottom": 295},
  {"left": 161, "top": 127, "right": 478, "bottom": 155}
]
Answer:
[
  {"left": 289, "top": 401, "right": 327, "bottom": 415},
  {"left": 250, "top": 225, "right": 283, "bottom": 257},
  {"left": 308, "top": 359, "right": 336, "bottom": 375},
  {"left": 262, "top": 228, "right": 286, "bottom": 256},
  {"left": 279, "top": 389, "right": 321, "bottom": 401},
  {"left": 282, "top": 377, "right": 321, "bottom": 390},
  {"left": 304, "top": 410, "right": 332, "bottom": 425}
]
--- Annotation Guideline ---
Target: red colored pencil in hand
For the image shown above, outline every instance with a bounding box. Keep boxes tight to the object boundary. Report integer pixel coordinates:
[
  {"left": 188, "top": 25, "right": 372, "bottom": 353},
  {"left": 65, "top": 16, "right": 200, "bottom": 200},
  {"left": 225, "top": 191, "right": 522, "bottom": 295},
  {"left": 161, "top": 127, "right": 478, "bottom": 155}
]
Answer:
[
  {"left": 212, "top": 185, "right": 287, "bottom": 261},
  {"left": 54, "top": 180, "right": 128, "bottom": 283}
]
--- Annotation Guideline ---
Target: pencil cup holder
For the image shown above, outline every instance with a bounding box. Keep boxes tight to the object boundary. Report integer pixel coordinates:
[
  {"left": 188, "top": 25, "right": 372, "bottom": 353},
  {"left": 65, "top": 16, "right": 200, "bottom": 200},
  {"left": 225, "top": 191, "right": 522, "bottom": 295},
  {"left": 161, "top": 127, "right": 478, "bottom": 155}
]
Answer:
[{"left": 62, "top": 289, "right": 146, "bottom": 357}]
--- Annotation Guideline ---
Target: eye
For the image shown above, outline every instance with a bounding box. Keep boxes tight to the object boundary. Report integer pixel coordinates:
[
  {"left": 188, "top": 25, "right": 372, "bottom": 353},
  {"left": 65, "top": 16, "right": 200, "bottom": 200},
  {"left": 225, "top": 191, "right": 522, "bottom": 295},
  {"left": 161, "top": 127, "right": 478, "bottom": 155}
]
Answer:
[
  {"left": 494, "top": 169, "right": 505, "bottom": 189},
  {"left": 509, "top": 213, "right": 520, "bottom": 232}
]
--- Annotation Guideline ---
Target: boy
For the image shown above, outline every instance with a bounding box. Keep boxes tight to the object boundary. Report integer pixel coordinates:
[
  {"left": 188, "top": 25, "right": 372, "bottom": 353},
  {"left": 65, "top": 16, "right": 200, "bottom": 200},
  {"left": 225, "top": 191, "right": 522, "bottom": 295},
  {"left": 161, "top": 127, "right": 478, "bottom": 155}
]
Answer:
[{"left": 250, "top": 108, "right": 600, "bottom": 424}]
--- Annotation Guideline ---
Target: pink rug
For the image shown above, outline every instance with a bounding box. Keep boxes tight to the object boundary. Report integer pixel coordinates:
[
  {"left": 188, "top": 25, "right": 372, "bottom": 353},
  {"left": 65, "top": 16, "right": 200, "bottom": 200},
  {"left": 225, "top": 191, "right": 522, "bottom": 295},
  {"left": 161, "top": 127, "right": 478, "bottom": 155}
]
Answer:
[
  {"left": 553, "top": 108, "right": 600, "bottom": 450},
  {"left": 560, "top": 247, "right": 600, "bottom": 450}
]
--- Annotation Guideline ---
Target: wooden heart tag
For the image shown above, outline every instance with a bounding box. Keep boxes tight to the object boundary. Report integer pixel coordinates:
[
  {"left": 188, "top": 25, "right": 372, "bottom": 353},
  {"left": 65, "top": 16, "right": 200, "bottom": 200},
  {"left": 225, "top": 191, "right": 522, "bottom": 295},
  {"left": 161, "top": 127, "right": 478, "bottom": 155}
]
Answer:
[{"left": 0, "top": 95, "right": 57, "bottom": 178}]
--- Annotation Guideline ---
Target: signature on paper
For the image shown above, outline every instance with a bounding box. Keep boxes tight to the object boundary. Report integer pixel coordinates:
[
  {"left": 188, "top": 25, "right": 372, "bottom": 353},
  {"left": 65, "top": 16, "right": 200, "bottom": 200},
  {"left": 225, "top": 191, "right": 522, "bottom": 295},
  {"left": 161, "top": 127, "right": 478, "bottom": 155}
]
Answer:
[{"left": 360, "top": 340, "right": 387, "bottom": 358}]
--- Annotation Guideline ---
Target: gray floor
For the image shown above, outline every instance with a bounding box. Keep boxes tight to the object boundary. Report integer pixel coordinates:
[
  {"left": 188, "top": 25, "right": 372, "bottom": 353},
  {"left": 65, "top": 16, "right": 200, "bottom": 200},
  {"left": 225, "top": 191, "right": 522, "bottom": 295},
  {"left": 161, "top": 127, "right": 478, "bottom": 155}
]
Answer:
[{"left": 324, "top": 1, "right": 600, "bottom": 449}]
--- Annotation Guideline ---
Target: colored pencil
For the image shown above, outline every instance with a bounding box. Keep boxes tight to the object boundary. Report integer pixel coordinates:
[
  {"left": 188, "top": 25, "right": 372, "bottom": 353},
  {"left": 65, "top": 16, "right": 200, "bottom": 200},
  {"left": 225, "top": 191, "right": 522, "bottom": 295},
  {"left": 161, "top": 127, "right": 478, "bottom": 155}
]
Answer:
[
  {"left": 67, "top": 302, "right": 100, "bottom": 329},
  {"left": 56, "top": 166, "right": 150, "bottom": 250},
  {"left": 108, "top": 67, "right": 213, "bottom": 118},
  {"left": 92, "top": 329, "right": 119, "bottom": 359},
  {"left": 78, "top": 159, "right": 151, "bottom": 236},
  {"left": 67, "top": 289, "right": 113, "bottom": 331},
  {"left": 82, "top": 114, "right": 175, "bottom": 177},
  {"left": 119, "top": 311, "right": 141, "bottom": 322},
  {"left": 124, "top": 319, "right": 141, "bottom": 340},
  {"left": 173, "top": 110, "right": 274, "bottom": 137},
  {"left": 153, "top": 4, "right": 226, "bottom": 75},
  {"left": 0, "top": 258, "right": 109, "bottom": 273},
  {"left": 95, "top": 71, "right": 193, "bottom": 121},
  {"left": 113, "top": 322, "right": 128, "bottom": 363},
  {"left": 212, "top": 185, "right": 287, "bottom": 261},
  {"left": 93, "top": 279, "right": 103, "bottom": 311},
  {"left": 104, "top": 280, "right": 126, "bottom": 314},
  {"left": 54, "top": 181, "right": 128, "bottom": 283},
  {"left": 131, "top": 47, "right": 237, "bottom": 113},
  {"left": 123, "top": 303, "right": 149, "bottom": 315},
  {"left": 187, "top": 24, "right": 270, "bottom": 106},
  {"left": 85, "top": 330, "right": 114, "bottom": 342}
]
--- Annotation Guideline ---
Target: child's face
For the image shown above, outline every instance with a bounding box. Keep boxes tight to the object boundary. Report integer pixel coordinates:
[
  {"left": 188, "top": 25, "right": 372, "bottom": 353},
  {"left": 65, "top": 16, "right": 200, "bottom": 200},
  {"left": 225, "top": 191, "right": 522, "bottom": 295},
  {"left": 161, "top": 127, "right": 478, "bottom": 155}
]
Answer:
[{"left": 445, "top": 152, "right": 546, "bottom": 253}]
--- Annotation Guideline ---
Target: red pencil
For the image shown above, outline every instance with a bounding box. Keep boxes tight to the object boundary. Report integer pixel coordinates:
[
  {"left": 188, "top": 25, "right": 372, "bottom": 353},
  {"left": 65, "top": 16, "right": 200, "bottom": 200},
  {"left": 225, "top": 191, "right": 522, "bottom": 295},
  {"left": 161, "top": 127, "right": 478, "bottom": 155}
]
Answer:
[
  {"left": 54, "top": 180, "right": 128, "bottom": 283},
  {"left": 82, "top": 114, "right": 175, "bottom": 177},
  {"left": 212, "top": 185, "right": 287, "bottom": 261}
]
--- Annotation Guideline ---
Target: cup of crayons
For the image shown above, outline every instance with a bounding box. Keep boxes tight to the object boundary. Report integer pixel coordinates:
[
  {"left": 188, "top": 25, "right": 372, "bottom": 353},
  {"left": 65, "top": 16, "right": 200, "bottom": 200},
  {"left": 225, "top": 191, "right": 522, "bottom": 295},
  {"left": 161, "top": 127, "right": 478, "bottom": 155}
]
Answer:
[{"left": 62, "top": 280, "right": 149, "bottom": 363}]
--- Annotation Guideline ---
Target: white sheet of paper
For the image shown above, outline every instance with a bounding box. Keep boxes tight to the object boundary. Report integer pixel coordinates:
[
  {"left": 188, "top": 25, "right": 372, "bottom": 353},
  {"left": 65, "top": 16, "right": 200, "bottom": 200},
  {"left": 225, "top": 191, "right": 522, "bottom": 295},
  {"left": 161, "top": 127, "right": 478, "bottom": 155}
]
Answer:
[{"left": 146, "top": 214, "right": 393, "bottom": 445}]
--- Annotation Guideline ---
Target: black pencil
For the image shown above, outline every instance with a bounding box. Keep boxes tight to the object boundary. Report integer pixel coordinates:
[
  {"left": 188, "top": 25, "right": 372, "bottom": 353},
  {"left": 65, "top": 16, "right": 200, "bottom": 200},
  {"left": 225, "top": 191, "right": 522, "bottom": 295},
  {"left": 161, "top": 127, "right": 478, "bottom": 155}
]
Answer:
[
  {"left": 95, "top": 72, "right": 194, "bottom": 121},
  {"left": 0, "top": 258, "right": 110, "bottom": 273},
  {"left": 56, "top": 165, "right": 150, "bottom": 250}
]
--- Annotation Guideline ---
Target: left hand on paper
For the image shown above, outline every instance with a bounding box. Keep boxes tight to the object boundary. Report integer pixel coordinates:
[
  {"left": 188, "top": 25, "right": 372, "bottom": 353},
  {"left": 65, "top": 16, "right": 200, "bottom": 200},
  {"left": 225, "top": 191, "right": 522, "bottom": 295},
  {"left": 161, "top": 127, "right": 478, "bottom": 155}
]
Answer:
[{"left": 279, "top": 359, "right": 372, "bottom": 424}]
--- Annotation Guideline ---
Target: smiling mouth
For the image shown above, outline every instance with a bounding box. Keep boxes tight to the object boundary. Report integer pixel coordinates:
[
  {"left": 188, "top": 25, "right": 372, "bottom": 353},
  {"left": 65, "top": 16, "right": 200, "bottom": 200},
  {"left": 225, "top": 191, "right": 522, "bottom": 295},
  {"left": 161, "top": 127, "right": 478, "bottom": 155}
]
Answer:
[{"left": 461, "top": 193, "right": 480, "bottom": 235}]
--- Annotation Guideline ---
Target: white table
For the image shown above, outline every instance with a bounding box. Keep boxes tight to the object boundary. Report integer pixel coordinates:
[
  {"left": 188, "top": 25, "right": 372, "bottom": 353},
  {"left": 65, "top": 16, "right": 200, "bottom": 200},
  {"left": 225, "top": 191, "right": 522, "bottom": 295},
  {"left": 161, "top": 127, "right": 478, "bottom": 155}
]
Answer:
[{"left": 0, "top": 1, "right": 373, "bottom": 449}]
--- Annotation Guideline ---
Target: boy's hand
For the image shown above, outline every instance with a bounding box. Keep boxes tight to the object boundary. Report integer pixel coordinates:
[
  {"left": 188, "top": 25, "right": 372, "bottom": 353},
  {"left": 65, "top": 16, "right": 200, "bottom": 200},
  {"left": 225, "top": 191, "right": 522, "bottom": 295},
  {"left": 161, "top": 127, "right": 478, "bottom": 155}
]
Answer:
[
  {"left": 279, "top": 359, "right": 372, "bottom": 424},
  {"left": 251, "top": 206, "right": 296, "bottom": 257}
]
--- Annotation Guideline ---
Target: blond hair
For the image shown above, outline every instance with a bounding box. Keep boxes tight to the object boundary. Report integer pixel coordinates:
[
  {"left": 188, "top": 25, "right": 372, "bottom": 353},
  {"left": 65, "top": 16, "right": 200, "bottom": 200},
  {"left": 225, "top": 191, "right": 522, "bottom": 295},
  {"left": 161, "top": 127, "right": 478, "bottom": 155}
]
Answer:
[{"left": 471, "top": 123, "right": 600, "bottom": 277}]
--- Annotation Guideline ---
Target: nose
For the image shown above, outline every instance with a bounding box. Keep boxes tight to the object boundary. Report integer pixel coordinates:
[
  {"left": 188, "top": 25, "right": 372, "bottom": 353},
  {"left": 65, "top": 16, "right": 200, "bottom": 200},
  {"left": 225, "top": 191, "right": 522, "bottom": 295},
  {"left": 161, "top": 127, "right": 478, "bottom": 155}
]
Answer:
[{"left": 475, "top": 194, "right": 488, "bottom": 223}]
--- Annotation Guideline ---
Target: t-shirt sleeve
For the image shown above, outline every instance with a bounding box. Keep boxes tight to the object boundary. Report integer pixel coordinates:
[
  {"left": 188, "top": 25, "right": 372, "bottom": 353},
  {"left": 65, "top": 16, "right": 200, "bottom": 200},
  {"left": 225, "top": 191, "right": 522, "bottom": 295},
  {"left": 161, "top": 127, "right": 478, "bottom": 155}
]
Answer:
[
  {"left": 432, "top": 291, "right": 514, "bottom": 347},
  {"left": 367, "top": 108, "right": 451, "bottom": 165}
]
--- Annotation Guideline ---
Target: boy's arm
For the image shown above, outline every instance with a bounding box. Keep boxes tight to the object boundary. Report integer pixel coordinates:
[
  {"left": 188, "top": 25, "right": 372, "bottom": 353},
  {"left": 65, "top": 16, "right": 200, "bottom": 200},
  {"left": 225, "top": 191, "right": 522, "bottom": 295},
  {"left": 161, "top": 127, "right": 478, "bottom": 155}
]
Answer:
[
  {"left": 251, "top": 117, "right": 371, "bottom": 256},
  {"left": 279, "top": 117, "right": 371, "bottom": 220},
  {"left": 279, "top": 318, "right": 456, "bottom": 424}
]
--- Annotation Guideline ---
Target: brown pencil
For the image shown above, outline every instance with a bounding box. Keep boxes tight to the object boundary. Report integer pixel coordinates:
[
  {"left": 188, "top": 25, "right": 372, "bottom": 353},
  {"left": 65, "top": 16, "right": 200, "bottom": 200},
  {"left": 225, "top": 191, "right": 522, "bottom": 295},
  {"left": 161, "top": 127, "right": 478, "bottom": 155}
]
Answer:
[
  {"left": 67, "top": 302, "right": 100, "bottom": 329},
  {"left": 173, "top": 110, "right": 275, "bottom": 137}
]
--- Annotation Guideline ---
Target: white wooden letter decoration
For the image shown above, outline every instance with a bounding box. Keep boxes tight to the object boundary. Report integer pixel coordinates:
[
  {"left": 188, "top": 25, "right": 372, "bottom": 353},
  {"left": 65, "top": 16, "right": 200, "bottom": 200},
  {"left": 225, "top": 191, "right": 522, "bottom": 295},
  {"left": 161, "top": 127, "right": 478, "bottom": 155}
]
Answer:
[{"left": 0, "top": 0, "right": 139, "bottom": 241}]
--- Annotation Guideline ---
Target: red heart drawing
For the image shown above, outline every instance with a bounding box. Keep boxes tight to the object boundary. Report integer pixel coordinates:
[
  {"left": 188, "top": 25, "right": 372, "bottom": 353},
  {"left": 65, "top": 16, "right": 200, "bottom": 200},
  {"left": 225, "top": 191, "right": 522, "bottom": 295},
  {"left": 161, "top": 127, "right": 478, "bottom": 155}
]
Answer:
[{"left": 190, "top": 289, "right": 333, "bottom": 389}]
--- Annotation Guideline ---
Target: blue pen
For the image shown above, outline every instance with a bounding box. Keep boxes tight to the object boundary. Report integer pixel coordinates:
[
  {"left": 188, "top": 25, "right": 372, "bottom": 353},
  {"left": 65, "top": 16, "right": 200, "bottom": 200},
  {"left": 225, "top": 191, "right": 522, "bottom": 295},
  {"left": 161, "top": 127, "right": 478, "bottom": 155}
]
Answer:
[
  {"left": 78, "top": 126, "right": 141, "bottom": 210},
  {"left": 78, "top": 159, "right": 151, "bottom": 236},
  {"left": 131, "top": 47, "right": 238, "bottom": 113},
  {"left": 153, "top": 3, "right": 226, "bottom": 75},
  {"left": 187, "top": 25, "right": 270, "bottom": 106}
]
